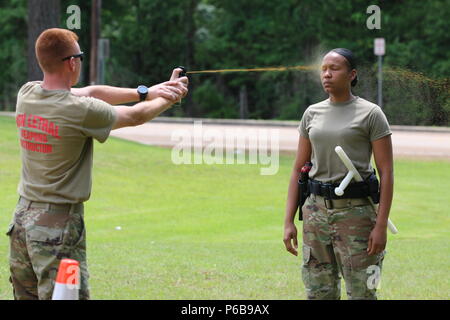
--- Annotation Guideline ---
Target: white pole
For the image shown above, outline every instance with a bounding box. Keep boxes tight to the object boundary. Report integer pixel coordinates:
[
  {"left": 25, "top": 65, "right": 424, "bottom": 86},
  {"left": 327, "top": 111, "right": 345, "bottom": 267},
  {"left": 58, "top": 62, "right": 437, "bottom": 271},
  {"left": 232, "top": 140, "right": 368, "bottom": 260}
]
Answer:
[{"left": 374, "top": 38, "right": 385, "bottom": 108}]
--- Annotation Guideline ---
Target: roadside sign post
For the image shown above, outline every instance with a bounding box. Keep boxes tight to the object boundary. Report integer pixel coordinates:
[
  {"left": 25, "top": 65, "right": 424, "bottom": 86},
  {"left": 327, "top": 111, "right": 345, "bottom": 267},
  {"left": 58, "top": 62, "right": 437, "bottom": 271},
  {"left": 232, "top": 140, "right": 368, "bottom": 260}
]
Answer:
[{"left": 374, "top": 38, "right": 385, "bottom": 108}]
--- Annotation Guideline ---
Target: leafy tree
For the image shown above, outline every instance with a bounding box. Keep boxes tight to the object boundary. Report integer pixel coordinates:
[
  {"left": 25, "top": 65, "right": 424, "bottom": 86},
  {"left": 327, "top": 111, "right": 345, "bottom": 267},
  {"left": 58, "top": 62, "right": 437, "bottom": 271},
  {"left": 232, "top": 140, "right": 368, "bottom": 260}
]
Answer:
[
  {"left": 0, "top": 0, "right": 447, "bottom": 125},
  {"left": 0, "top": 0, "right": 27, "bottom": 110},
  {"left": 27, "top": 0, "right": 61, "bottom": 81}
]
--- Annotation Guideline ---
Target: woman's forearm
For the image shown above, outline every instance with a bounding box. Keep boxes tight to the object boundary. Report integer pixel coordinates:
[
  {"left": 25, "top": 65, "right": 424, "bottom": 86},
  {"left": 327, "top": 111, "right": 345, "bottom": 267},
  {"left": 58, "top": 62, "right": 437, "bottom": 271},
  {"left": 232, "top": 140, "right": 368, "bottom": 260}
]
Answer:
[
  {"left": 285, "top": 170, "right": 300, "bottom": 224},
  {"left": 375, "top": 168, "right": 394, "bottom": 229}
]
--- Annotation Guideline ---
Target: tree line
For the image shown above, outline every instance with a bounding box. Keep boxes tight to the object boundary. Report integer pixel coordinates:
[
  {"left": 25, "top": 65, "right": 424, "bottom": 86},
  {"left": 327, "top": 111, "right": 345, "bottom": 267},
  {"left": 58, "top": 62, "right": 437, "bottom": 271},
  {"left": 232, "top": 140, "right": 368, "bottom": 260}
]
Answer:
[{"left": 0, "top": 0, "right": 448, "bottom": 126}]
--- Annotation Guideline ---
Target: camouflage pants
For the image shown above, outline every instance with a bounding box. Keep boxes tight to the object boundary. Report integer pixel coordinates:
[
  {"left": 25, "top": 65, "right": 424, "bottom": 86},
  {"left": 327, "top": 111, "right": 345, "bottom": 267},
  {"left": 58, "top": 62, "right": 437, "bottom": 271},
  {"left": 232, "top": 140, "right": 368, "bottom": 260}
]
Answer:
[
  {"left": 301, "top": 195, "right": 385, "bottom": 300},
  {"left": 6, "top": 197, "right": 89, "bottom": 300}
]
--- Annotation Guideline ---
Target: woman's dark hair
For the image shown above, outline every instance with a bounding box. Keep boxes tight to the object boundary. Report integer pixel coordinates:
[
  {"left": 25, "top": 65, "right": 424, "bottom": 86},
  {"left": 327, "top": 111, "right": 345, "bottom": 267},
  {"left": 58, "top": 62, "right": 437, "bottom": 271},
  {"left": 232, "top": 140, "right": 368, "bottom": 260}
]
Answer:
[{"left": 331, "top": 48, "right": 358, "bottom": 87}]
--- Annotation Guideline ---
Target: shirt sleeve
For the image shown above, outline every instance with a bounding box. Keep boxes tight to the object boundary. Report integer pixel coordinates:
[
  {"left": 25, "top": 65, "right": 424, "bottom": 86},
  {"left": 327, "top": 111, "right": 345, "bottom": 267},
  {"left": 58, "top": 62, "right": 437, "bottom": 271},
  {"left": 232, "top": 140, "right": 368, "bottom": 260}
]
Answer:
[
  {"left": 80, "top": 97, "right": 117, "bottom": 143},
  {"left": 298, "top": 108, "right": 310, "bottom": 139},
  {"left": 368, "top": 106, "right": 392, "bottom": 141}
]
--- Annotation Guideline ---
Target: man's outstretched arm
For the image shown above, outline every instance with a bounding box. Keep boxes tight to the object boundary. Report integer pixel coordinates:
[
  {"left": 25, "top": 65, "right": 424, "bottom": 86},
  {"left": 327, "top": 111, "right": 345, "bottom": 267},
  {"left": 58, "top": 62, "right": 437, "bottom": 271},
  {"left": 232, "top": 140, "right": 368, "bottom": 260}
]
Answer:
[
  {"left": 71, "top": 81, "right": 186, "bottom": 105},
  {"left": 72, "top": 68, "right": 188, "bottom": 105},
  {"left": 112, "top": 68, "right": 188, "bottom": 129},
  {"left": 112, "top": 97, "right": 175, "bottom": 129},
  {"left": 72, "top": 86, "right": 135, "bottom": 104}
]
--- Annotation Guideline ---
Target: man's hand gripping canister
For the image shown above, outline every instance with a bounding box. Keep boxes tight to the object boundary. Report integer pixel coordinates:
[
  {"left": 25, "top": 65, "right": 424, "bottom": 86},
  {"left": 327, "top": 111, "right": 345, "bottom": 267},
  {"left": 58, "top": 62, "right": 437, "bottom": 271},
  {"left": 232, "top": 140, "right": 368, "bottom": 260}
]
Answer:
[
  {"left": 334, "top": 146, "right": 398, "bottom": 234},
  {"left": 174, "top": 66, "right": 187, "bottom": 106},
  {"left": 177, "top": 66, "right": 187, "bottom": 78}
]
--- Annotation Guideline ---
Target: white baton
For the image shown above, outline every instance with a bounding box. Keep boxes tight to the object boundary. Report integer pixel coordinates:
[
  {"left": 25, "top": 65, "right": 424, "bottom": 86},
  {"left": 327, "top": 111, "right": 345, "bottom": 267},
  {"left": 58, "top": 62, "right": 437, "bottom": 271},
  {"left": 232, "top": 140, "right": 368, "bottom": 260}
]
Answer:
[{"left": 335, "top": 146, "right": 398, "bottom": 234}]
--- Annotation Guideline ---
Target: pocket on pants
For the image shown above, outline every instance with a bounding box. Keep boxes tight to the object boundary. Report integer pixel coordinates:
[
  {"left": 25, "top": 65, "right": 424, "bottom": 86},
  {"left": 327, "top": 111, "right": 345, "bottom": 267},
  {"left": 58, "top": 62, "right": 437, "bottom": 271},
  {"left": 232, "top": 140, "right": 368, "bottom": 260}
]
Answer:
[
  {"left": 350, "top": 250, "right": 384, "bottom": 270},
  {"left": 6, "top": 222, "right": 14, "bottom": 237},
  {"left": 301, "top": 245, "right": 311, "bottom": 286},
  {"left": 62, "top": 213, "right": 86, "bottom": 249},
  {"left": 28, "top": 225, "right": 64, "bottom": 245},
  {"left": 302, "top": 245, "right": 311, "bottom": 264}
]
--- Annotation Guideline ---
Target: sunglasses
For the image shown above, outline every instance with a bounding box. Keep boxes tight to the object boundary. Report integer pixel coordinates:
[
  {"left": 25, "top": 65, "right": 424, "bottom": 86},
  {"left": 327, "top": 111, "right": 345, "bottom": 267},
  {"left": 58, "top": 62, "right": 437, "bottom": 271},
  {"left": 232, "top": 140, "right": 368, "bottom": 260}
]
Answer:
[{"left": 61, "top": 52, "right": 84, "bottom": 62}]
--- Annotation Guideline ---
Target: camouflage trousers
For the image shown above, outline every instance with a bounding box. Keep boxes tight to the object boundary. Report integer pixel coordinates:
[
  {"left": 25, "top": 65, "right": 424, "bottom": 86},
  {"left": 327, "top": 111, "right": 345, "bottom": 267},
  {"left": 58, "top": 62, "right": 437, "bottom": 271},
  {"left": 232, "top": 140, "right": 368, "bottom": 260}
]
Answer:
[
  {"left": 301, "top": 194, "right": 385, "bottom": 300},
  {"left": 6, "top": 197, "right": 89, "bottom": 300}
]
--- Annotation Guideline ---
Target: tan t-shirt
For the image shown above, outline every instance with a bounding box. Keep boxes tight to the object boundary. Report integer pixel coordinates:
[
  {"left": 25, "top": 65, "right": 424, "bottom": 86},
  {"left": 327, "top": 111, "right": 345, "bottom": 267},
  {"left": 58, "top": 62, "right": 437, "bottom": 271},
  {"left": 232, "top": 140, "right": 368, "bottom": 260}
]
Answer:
[
  {"left": 298, "top": 96, "right": 391, "bottom": 183},
  {"left": 15, "top": 81, "right": 117, "bottom": 204}
]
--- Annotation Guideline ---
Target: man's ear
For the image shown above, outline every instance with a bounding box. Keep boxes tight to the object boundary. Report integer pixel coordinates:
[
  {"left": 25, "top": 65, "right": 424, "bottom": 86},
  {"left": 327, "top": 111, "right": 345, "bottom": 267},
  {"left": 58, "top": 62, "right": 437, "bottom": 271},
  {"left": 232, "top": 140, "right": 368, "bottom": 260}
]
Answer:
[{"left": 68, "top": 58, "right": 76, "bottom": 72}]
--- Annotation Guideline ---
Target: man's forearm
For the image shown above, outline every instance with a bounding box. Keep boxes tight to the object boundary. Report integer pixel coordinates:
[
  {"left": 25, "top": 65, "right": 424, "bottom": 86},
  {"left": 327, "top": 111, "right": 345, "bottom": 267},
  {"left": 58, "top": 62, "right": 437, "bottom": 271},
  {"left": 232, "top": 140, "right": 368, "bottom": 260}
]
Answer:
[
  {"left": 112, "top": 97, "right": 174, "bottom": 130},
  {"left": 88, "top": 85, "right": 139, "bottom": 105},
  {"left": 133, "top": 97, "right": 173, "bottom": 125}
]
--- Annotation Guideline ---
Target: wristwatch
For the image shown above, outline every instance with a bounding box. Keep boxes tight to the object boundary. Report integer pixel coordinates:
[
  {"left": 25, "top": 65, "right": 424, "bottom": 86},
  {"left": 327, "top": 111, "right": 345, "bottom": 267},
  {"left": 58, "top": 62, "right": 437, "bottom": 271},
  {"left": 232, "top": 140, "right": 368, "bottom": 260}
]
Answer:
[{"left": 137, "top": 85, "right": 148, "bottom": 101}]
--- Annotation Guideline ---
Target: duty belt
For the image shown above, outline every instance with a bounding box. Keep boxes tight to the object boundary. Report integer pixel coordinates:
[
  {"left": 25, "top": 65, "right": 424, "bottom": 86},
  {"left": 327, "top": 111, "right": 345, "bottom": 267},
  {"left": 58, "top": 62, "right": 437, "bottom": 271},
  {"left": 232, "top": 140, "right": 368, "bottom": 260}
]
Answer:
[{"left": 307, "top": 179, "right": 371, "bottom": 200}]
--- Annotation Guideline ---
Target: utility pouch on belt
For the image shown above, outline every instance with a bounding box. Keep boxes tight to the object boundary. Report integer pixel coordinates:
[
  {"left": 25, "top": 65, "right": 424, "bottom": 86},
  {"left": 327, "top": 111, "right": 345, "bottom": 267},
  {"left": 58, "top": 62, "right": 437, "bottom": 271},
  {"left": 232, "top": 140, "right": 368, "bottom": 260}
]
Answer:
[{"left": 298, "top": 162, "right": 312, "bottom": 221}]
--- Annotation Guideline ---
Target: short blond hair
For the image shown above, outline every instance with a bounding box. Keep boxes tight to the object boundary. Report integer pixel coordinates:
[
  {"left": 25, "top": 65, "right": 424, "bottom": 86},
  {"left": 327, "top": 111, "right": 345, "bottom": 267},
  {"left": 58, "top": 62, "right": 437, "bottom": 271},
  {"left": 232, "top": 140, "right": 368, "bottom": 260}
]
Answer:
[{"left": 35, "top": 28, "right": 79, "bottom": 73}]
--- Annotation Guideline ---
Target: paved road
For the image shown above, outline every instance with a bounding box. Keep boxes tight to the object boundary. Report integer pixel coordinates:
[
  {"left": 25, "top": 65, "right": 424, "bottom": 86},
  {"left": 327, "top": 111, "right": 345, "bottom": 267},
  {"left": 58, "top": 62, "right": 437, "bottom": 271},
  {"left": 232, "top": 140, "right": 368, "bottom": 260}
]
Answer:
[
  {"left": 111, "top": 121, "right": 450, "bottom": 160},
  {"left": 1, "top": 112, "right": 448, "bottom": 159}
]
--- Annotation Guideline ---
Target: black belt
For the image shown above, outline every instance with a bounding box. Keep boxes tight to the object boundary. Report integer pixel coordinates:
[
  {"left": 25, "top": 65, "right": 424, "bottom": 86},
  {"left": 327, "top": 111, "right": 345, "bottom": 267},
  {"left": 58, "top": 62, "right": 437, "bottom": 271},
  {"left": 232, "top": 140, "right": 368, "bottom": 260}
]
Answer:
[{"left": 307, "top": 179, "right": 371, "bottom": 200}]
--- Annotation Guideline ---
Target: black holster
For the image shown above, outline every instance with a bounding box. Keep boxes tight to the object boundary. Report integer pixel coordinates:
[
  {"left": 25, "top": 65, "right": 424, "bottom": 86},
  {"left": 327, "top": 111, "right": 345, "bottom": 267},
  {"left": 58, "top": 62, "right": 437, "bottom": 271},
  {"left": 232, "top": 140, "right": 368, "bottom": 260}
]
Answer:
[
  {"left": 367, "top": 170, "right": 380, "bottom": 204},
  {"left": 298, "top": 179, "right": 312, "bottom": 221},
  {"left": 298, "top": 181, "right": 309, "bottom": 221}
]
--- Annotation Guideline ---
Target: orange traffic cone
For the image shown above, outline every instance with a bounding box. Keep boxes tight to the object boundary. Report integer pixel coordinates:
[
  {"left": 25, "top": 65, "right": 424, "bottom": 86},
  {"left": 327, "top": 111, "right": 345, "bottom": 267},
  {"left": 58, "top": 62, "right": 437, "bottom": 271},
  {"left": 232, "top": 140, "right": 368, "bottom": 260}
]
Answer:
[{"left": 52, "top": 259, "right": 80, "bottom": 300}]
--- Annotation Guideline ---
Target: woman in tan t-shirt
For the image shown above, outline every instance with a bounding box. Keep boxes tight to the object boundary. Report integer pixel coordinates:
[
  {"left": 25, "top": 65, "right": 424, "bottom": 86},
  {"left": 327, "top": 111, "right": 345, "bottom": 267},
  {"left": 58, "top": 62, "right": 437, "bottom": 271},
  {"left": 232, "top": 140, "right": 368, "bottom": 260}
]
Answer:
[{"left": 283, "top": 48, "right": 394, "bottom": 300}]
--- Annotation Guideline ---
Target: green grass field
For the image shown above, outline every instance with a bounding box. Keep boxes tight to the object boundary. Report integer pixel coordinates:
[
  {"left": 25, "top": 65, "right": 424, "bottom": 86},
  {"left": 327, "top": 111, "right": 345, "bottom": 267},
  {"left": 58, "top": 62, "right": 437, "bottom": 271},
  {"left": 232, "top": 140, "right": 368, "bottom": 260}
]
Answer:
[{"left": 0, "top": 115, "right": 449, "bottom": 300}]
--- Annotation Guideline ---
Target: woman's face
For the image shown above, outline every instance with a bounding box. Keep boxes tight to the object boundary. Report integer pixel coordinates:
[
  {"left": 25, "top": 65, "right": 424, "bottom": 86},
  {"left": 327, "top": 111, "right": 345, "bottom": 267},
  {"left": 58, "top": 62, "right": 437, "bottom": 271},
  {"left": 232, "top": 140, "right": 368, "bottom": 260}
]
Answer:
[{"left": 320, "top": 52, "right": 356, "bottom": 95}]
